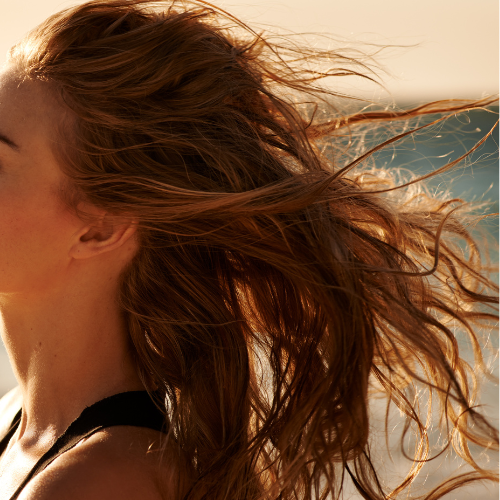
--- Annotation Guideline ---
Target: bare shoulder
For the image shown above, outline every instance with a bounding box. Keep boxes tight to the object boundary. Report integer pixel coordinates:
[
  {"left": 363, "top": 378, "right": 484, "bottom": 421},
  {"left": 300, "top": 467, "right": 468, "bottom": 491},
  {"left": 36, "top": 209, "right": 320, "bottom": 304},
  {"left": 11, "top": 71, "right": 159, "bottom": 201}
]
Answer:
[
  {"left": 20, "top": 426, "right": 183, "bottom": 500},
  {"left": 0, "top": 386, "right": 22, "bottom": 437}
]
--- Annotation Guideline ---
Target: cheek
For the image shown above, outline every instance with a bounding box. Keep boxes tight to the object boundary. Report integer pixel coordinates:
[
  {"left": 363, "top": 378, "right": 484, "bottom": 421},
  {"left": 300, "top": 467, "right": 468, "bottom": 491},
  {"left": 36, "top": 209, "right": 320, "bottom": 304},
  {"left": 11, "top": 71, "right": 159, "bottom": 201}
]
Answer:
[{"left": 0, "top": 192, "right": 74, "bottom": 293}]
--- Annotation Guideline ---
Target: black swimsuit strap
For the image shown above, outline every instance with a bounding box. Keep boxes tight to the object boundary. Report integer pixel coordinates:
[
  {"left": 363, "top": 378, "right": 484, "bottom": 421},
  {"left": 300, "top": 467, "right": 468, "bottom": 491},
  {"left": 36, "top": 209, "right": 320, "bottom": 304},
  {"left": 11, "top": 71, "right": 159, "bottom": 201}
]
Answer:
[
  {"left": 0, "top": 410, "right": 22, "bottom": 460},
  {"left": 4, "top": 391, "right": 166, "bottom": 500}
]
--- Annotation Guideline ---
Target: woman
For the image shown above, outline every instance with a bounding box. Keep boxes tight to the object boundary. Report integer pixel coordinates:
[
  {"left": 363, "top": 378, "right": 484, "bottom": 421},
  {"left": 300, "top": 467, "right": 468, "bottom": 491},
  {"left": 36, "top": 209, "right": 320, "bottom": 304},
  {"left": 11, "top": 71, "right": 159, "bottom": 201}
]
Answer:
[{"left": 0, "top": 0, "right": 497, "bottom": 499}]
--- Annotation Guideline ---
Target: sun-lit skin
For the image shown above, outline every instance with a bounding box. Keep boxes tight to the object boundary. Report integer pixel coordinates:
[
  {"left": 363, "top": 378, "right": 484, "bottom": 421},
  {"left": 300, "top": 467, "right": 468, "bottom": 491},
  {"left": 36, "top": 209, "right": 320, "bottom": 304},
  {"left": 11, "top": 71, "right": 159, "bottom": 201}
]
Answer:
[{"left": 0, "top": 65, "right": 167, "bottom": 499}]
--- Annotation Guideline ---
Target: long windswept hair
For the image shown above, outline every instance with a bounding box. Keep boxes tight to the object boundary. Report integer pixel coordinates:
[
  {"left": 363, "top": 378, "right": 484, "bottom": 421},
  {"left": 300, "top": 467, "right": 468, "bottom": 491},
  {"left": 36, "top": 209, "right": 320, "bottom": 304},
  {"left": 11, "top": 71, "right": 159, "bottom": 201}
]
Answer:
[{"left": 9, "top": 1, "right": 498, "bottom": 498}]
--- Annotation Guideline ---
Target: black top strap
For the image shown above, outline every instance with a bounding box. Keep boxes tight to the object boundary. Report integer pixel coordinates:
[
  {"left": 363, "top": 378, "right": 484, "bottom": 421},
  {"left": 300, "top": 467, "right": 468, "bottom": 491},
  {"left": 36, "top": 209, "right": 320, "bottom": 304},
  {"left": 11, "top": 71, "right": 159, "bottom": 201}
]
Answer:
[
  {"left": 2, "top": 391, "right": 166, "bottom": 500},
  {"left": 0, "top": 409, "right": 21, "bottom": 460}
]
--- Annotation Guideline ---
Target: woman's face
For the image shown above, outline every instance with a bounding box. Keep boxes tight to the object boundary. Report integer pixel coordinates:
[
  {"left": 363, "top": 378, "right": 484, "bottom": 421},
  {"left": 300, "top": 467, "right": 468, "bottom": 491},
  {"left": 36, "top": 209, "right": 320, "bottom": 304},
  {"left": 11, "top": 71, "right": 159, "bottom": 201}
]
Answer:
[{"left": 0, "top": 66, "right": 81, "bottom": 295}]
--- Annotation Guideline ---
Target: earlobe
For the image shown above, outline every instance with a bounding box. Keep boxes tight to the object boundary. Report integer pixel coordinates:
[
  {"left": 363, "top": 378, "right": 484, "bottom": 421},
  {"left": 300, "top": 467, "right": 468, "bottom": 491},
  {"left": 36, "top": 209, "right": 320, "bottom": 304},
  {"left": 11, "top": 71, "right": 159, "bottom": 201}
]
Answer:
[{"left": 69, "top": 216, "right": 138, "bottom": 260}]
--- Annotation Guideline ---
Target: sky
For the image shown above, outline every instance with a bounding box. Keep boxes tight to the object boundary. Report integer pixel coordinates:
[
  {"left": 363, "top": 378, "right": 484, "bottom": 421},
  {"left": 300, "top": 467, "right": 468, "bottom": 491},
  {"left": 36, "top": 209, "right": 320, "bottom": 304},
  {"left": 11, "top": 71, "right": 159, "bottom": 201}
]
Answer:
[{"left": 0, "top": 0, "right": 498, "bottom": 102}]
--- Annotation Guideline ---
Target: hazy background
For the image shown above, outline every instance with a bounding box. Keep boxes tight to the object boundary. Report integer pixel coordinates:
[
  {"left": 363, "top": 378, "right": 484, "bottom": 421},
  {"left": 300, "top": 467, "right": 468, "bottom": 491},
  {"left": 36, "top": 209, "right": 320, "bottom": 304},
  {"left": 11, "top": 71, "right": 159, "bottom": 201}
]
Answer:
[
  {"left": 0, "top": 0, "right": 498, "bottom": 100},
  {"left": 0, "top": 0, "right": 498, "bottom": 498}
]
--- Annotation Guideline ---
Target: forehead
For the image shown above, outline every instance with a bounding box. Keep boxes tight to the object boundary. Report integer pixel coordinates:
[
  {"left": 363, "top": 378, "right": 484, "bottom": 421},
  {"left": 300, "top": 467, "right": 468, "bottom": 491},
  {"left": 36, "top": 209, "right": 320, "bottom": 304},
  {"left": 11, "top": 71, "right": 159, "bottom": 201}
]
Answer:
[{"left": 0, "top": 66, "right": 65, "bottom": 150}]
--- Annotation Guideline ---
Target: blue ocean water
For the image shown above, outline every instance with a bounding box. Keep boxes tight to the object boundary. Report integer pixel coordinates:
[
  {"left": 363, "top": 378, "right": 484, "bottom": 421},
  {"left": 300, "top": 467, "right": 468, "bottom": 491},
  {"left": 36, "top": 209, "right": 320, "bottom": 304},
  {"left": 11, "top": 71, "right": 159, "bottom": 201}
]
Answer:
[
  {"left": 372, "top": 105, "right": 499, "bottom": 238},
  {"left": 343, "top": 105, "right": 499, "bottom": 499}
]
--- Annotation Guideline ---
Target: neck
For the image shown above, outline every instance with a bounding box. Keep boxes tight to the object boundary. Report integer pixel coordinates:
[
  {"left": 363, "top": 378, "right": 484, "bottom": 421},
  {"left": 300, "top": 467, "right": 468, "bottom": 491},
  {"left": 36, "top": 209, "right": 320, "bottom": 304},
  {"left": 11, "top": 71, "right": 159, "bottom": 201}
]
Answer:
[{"left": 0, "top": 278, "right": 144, "bottom": 444}]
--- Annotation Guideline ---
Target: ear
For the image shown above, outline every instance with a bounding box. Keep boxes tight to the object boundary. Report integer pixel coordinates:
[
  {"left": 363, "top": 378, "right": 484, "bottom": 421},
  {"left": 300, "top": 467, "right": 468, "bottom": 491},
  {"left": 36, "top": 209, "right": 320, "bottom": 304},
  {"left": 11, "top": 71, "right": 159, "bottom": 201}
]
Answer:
[{"left": 69, "top": 213, "right": 138, "bottom": 260}]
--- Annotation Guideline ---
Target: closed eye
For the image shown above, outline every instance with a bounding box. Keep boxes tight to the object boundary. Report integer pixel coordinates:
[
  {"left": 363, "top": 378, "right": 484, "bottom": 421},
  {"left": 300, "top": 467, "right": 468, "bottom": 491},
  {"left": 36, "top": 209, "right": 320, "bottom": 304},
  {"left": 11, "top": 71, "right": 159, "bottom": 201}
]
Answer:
[{"left": 0, "top": 132, "right": 20, "bottom": 151}]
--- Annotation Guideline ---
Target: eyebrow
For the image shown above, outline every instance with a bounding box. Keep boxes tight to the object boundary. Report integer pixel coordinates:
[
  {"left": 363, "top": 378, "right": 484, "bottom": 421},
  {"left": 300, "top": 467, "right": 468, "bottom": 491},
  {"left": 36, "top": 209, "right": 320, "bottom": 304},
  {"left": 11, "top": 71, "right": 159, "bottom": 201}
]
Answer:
[{"left": 0, "top": 132, "right": 20, "bottom": 151}]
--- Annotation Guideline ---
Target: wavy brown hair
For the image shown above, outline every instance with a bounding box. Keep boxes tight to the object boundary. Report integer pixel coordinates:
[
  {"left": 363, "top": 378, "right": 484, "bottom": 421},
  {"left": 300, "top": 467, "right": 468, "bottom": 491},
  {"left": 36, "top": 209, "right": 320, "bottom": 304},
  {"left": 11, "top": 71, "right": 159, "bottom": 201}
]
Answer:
[{"left": 9, "top": 1, "right": 498, "bottom": 498}]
